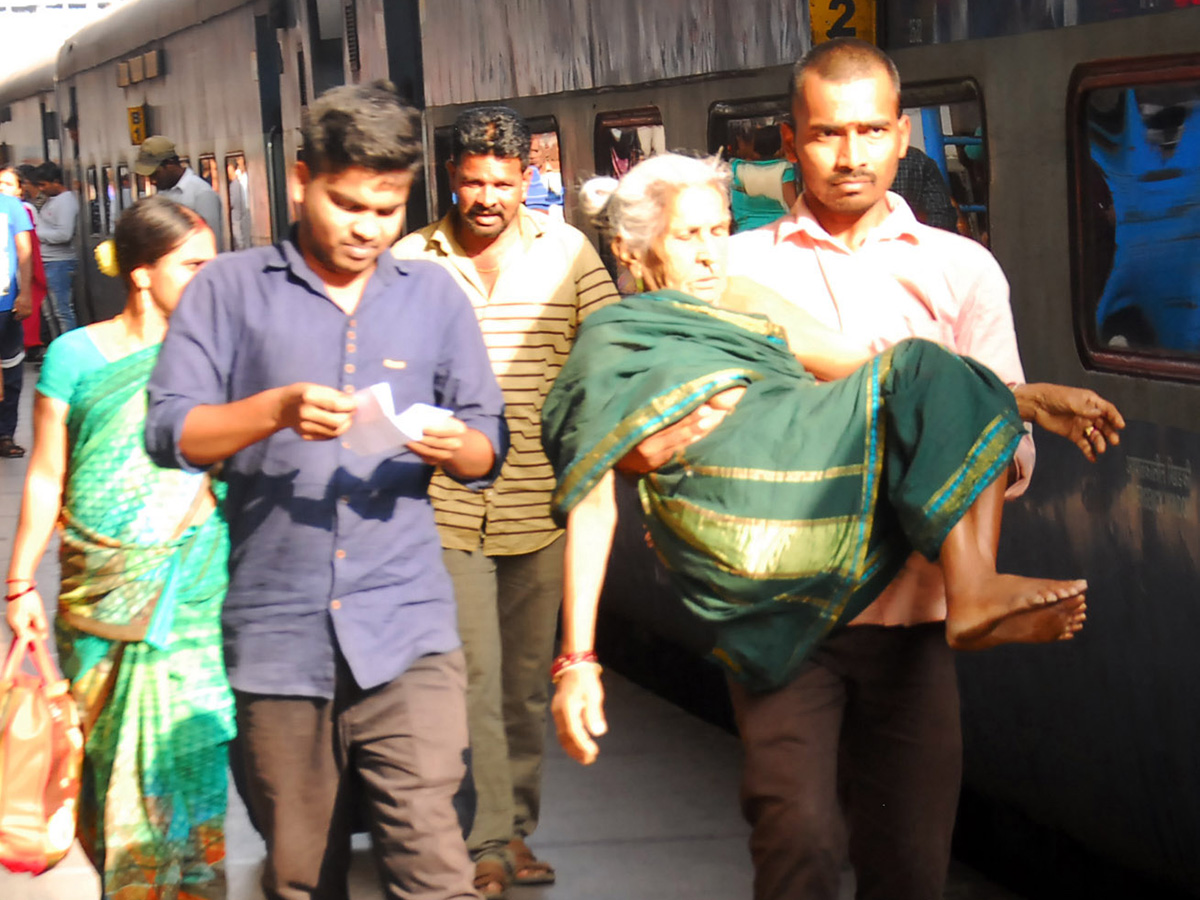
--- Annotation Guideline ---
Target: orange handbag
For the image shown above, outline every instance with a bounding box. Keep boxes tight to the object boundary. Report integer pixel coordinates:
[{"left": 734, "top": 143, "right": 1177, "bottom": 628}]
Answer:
[{"left": 0, "top": 633, "right": 83, "bottom": 874}]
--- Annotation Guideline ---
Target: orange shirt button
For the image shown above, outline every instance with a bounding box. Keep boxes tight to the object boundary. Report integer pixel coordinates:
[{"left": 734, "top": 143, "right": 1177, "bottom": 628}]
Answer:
[
  {"left": 344, "top": 385, "right": 354, "bottom": 393},
  {"left": 346, "top": 343, "right": 356, "bottom": 353},
  {"left": 347, "top": 330, "right": 356, "bottom": 340},
  {"left": 341, "top": 441, "right": 351, "bottom": 450},
  {"left": 336, "top": 549, "right": 347, "bottom": 559},
  {"left": 331, "top": 599, "right": 342, "bottom": 610},
  {"left": 344, "top": 363, "right": 355, "bottom": 374}
]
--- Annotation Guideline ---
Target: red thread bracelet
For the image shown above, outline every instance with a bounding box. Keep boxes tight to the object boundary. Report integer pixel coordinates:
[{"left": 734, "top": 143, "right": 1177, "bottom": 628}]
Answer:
[
  {"left": 551, "top": 650, "right": 600, "bottom": 682},
  {"left": 5, "top": 584, "right": 37, "bottom": 603}
]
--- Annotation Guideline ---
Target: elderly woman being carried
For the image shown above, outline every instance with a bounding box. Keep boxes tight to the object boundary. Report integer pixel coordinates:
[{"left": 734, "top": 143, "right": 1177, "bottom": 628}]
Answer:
[{"left": 542, "top": 154, "right": 1119, "bottom": 764}]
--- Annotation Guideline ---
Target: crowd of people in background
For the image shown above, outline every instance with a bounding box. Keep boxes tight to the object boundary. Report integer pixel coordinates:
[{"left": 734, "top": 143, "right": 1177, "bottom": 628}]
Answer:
[{"left": 0, "top": 37, "right": 1128, "bottom": 900}]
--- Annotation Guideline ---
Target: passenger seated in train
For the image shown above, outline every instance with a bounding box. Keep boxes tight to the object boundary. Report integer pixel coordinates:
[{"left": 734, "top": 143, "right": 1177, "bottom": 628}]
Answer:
[{"left": 541, "top": 153, "right": 1094, "bottom": 763}]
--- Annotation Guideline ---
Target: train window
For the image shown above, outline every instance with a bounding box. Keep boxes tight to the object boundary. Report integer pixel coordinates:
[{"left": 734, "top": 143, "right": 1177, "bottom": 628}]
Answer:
[
  {"left": 709, "top": 98, "right": 795, "bottom": 233},
  {"left": 197, "top": 155, "right": 219, "bottom": 191},
  {"left": 527, "top": 117, "right": 564, "bottom": 220},
  {"left": 594, "top": 108, "right": 666, "bottom": 179},
  {"left": 85, "top": 166, "right": 101, "bottom": 236},
  {"left": 137, "top": 174, "right": 156, "bottom": 198},
  {"left": 226, "top": 153, "right": 252, "bottom": 250},
  {"left": 900, "top": 80, "right": 989, "bottom": 244},
  {"left": 101, "top": 165, "right": 116, "bottom": 233},
  {"left": 1069, "top": 59, "right": 1200, "bottom": 380},
  {"left": 117, "top": 165, "right": 132, "bottom": 214}
]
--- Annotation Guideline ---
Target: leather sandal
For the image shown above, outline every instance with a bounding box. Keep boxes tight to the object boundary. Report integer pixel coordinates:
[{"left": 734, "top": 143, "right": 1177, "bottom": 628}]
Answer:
[
  {"left": 509, "top": 837, "right": 556, "bottom": 886},
  {"left": 474, "top": 858, "right": 509, "bottom": 899},
  {"left": 0, "top": 436, "right": 25, "bottom": 458}
]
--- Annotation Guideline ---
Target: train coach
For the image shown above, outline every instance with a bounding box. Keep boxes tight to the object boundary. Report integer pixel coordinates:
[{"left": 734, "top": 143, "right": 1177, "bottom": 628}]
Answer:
[{"left": 1, "top": 1, "right": 1199, "bottom": 896}]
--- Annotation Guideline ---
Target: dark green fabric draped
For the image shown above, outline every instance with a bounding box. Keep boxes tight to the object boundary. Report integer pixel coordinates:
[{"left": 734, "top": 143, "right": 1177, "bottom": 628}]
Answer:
[{"left": 543, "top": 290, "right": 1024, "bottom": 690}]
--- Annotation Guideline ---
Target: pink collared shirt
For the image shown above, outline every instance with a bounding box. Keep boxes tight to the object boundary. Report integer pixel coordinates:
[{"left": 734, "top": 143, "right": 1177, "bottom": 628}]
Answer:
[{"left": 729, "top": 192, "right": 1035, "bottom": 626}]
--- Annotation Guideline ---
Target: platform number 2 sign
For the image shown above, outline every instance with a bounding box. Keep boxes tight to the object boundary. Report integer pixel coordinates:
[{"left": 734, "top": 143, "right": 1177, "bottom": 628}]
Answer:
[{"left": 809, "top": 0, "right": 876, "bottom": 45}]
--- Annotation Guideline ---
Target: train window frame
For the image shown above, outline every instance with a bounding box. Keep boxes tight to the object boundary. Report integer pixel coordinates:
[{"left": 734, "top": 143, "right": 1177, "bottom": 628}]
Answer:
[
  {"left": 100, "top": 164, "right": 116, "bottom": 234},
  {"left": 1068, "top": 54, "right": 1200, "bottom": 383},
  {"left": 136, "top": 174, "right": 156, "bottom": 198},
  {"left": 593, "top": 108, "right": 665, "bottom": 179},
  {"left": 197, "top": 154, "right": 220, "bottom": 192},
  {"left": 898, "top": 78, "right": 990, "bottom": 246},
  {"left": 430, "top": 115, "right": 563, "bottom": 222},
  {"left": 85, "top": 166, "right": 101, "bottom": 236},
  {"left": 117, "top": 164, "right": 132, "bottom": 216},
  {"left": 707, "top": 96, "right": 790, "bottom": 156},
  {"left": 225, "top": 152, "right": 252, "bottom": 250},
  {"left": 708, "top": 96, "right": 794, "bottom": 234}
]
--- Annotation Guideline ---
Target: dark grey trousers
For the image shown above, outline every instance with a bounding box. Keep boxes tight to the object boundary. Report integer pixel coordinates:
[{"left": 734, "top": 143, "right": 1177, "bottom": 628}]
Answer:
[
  {"left": 728, "top": 623, "right": 962, "bottom": 900},
  {"left": 234, "top": 650, "right": 478, "bottom": 900}
]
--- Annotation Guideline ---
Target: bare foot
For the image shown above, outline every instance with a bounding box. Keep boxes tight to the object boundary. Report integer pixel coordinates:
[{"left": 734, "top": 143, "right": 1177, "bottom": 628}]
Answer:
[
  {"left": 950, "top": 596, "right": 1087, "bottom": 650},
  {"left": 945, "top": 575, "right": 1087, "bottom": 646}
]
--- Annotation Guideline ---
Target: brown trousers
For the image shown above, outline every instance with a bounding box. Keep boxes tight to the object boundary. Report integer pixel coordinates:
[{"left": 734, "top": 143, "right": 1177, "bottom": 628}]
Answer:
[
  {"left": 234, "top": 651, "right": 478, "bottom": 900},
  {"left": 728, "top": 623, "right": 962, "bottom": 900}
]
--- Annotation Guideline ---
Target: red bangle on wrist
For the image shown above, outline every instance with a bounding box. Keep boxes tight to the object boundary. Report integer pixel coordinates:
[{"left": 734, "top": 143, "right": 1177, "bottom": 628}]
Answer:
[
  {"left": 5, "top": 584, "right": 36, "bottom": 603},
  {"left": 551, "top": 650, "right": 600, "bottom": 682}
]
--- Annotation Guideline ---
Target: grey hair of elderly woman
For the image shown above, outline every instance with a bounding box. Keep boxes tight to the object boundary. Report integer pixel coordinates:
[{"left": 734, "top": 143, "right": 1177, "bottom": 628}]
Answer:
[{"left": 579, "top": 153, "right": 730, "bottom": 257}]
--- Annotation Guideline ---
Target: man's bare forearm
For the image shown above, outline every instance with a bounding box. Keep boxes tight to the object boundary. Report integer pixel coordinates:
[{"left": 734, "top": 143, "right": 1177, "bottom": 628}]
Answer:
[{"left": 179, "top": 388, "right": 290, "bottom": 466}]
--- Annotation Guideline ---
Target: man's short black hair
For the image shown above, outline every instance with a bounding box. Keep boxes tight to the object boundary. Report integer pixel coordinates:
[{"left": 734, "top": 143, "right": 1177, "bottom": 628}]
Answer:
[
  {"left": 451, "top": 107, "right": 531, "bottom": 169},
  {"left": 788, "top": 38, "right": 903, "bottom": 118},
  {"left": 35, "top": 162, "right": 64, "bottom": 185},
  {"left": 299, "top": 81, "right": 422, "bottom": 175}
]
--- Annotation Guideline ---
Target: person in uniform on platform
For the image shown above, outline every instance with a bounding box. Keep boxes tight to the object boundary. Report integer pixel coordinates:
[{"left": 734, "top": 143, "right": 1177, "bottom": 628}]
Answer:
[
  {"left": 146, "top": 82, "right": 506, "bottom": 900},
  {"left": 135, "top": 136, "right": 225, "bottom": 250},
  {"left": 394, "top": 106, "right": 618, "bottom": 899}
]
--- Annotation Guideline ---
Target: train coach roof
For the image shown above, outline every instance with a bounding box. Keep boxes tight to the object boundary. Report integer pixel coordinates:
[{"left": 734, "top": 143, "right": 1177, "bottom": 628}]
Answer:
[
  {"left": 0, "top": 56, "right": 56, "bottom": 106},
  {"left": 56, "top": 0, "right": 253, "bottom": 80}
]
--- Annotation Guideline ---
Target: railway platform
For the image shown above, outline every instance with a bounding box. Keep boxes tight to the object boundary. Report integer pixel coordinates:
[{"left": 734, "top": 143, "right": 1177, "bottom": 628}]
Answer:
[{"left": 0, "top": 362, "right": 1022, "bottom": 900}]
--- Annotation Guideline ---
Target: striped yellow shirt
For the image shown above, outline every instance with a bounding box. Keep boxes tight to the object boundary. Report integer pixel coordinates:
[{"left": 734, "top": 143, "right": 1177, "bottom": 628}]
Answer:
[{"left": 394, "top": 208, "right": 619, "bottom": 555}]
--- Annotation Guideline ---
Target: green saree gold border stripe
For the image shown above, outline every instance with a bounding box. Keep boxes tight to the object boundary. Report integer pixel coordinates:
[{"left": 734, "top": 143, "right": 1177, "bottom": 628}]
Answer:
[
  {"left": 552, "top": 368, "right": 760, "bottom": 513},
  {"left": 682, "top": 462, "right": 865, "bottom": 483},
  {"left": 662, "top": 297, "right": 788, "bottom": 342}
]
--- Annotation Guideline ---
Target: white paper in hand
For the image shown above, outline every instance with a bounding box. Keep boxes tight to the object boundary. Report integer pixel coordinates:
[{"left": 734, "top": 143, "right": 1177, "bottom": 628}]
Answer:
[{"left": 343, "top": 382, "right": 453, "bottom": 456}]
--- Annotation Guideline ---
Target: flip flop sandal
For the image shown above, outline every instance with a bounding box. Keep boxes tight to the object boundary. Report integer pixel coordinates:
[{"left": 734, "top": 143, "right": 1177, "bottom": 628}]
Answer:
[
  {"left": 474, "top": 858, "right": 510, "bottom": 899},
  {"left": 509, "top": 837, "right": 556, "bottom": 886},
  {"left": 0, "top": 436, "right": 25, "bottom": 458}
]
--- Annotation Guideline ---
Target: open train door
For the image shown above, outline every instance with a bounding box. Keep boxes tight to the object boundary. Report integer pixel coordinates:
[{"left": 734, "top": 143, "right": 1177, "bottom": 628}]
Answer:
[
  {"left": 381, "top": 0, "right": 428, "bottom": 232},
  {"left": 255, "top": 13, "right": 291, "bottom": 243}
]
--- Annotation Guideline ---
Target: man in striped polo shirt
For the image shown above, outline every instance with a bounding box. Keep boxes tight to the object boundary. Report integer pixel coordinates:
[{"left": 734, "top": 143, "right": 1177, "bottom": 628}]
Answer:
[{"left": 394, "top": 106, "right": 618, "bottom": 899}]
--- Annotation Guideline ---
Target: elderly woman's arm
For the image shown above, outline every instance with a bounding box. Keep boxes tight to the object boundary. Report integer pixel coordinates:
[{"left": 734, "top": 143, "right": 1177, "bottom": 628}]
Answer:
[{"left": 552, "top": 469, "right": 617, "bottom": 765}]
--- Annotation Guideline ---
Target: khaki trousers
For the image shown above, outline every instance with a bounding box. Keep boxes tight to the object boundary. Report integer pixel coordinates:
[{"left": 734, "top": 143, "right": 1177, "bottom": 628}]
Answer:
[
  {"left": 234, "top": 651, "right": 477, "bottom": 900},
  {"left": 443, "top": 537, "right": 564, "bottom": 862}
]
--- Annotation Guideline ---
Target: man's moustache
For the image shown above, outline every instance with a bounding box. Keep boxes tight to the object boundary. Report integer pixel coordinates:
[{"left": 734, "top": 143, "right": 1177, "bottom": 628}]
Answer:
[{"left": 831, "top": 171, "right": 876, "bottom": 184}]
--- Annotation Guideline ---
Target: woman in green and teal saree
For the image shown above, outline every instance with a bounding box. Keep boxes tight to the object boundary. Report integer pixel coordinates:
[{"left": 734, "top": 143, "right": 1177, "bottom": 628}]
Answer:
[
  {"left": 545, "top": 155, "right": 1093, "bottom": 766},
  {"left": 6, "top": 197, "right": 231, "bottom": 899}
]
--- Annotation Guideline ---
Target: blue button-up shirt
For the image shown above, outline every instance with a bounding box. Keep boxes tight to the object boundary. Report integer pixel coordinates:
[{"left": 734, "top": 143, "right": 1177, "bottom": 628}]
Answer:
[{"left": 145, "top": 238, "right": 507, "bottom": 698}]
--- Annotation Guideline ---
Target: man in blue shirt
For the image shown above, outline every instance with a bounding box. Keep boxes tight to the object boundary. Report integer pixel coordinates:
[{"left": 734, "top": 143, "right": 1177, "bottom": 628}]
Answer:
[
  {"left": 146, "top": 82, "right": 506, "bottom": 900},
  {"left": 0, "top": 189, "right": 33, "bottom": 458}
]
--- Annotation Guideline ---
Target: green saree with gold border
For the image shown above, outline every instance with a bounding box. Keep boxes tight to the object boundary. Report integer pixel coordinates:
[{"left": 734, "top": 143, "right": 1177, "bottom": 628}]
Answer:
[
  {"left": 542, "top": 290, "right": 1024, "bottom": 691},
  {"left": 53, "top": 343, "right": 233, "bottom": 899}
]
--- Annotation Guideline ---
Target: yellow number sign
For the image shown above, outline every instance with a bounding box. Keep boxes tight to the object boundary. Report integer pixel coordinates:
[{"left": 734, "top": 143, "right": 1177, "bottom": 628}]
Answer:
[
  {"left": 127, "top": 106, "right": 146, "bottom": 145},
  {"left": 809, "top": 0, "right": 877, "bottom": 45}
]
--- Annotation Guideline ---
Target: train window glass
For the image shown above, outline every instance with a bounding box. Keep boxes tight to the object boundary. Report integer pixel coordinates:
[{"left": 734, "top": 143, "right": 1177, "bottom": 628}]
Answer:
[
  {"left": 101, "top": 165, "right": 116, "bottom": 233},
  {"left": 198, "top": 155, "right": 220, "bottom": 191},
  {"left": 226, "top": 153, "right": 252, "bottom": 250},
  {"left": 527, "top": 117, "right": 563, "bottom": 220},
  {"left": 594, "top": 109, "right": 665, "bottom": 179},
  {"left": 137, "top": 174, "right": 156, "bottom": 198},
  {"left": 117, "top": 165, "right": 132, "bottom": 215},
  {"left": 709, "top": 98, "right": 794, "bottom": 233},
  {"left": 85, "top": 166, "right": 101, "bottom": 236},
  {"left": 1070, "top": 61, "right": 1200, "bottom": 379},
  {"left": 900, "top": 80, "right": 989, "bottom": 244}
]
